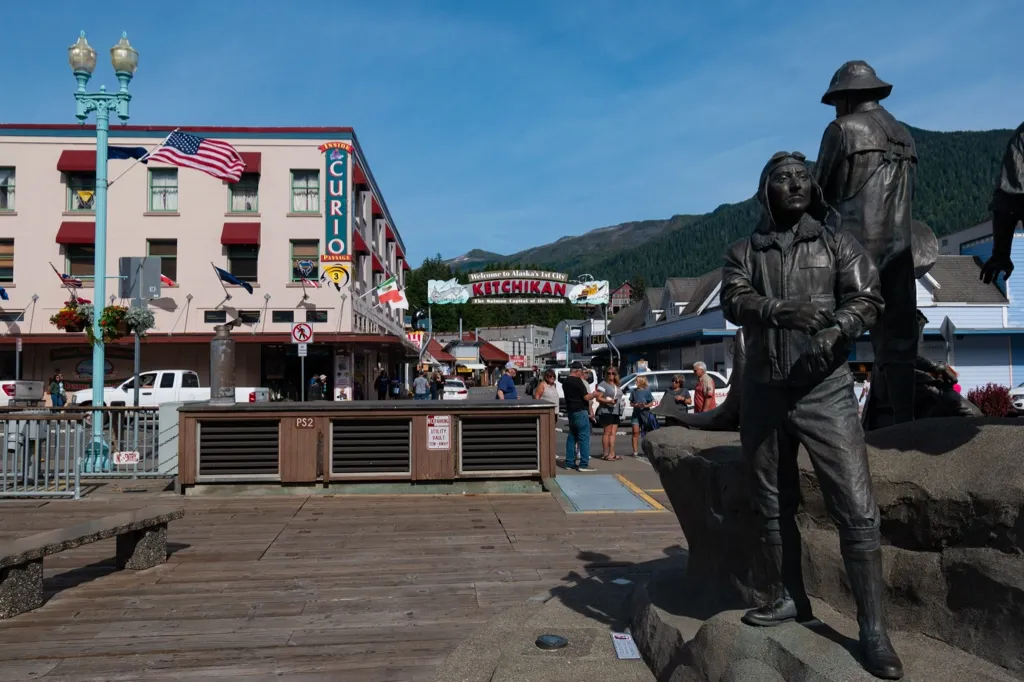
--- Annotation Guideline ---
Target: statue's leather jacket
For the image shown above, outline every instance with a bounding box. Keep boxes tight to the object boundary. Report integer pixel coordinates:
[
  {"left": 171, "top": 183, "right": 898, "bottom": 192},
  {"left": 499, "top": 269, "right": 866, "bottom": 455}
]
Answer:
[
  {"left": 721, "top": 159, "right": 884, "bottom": 387},
  {"left": 814, "top": 103, "right": 917, "bottom": 271},
  {"left": 992, "top": 121, "right": 1024, "bottom": 214}
]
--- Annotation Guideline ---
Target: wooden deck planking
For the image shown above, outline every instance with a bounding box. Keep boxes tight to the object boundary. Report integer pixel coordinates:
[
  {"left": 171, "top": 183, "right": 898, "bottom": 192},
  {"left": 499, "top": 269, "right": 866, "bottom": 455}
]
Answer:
[{"left": 0, "top": 492, "right": 684, "bottom": 680}]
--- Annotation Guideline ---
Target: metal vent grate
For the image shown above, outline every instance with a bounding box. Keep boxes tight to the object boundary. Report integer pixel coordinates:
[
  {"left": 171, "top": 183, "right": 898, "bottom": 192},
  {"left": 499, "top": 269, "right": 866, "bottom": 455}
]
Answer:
[
  {"left": 198, "top": 419, "right": 280, "bottom": 477},
  {"left": 460, "top": 417, "right": 539, "bottom": 472},
  {"left": 332, "top": 419, "right": 410, "bottom": 474}
]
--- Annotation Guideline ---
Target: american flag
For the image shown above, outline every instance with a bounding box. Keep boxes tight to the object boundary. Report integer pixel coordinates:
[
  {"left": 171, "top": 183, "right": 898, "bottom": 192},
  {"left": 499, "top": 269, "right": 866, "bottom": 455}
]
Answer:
[
  {"left": 146, "top": 131, "right": 246, "bottom": 182},
  {"left": 301, "top": 277, "right": 321, "bottom": 290},
  {"left": 60, "top": 273, "right": 83, "bottom": 288}
]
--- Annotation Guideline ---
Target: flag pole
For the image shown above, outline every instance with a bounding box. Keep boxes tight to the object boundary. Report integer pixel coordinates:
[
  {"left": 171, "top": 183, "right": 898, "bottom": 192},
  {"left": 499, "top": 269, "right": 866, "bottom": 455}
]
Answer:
[
  {"left": 299, "top": 276, "right": 309, "bottom": 301},
  {"left": 49, "top": 262, "right": 77, "bottom": 295},
  {"left": 107, "top": 128, "right": 179, "bottom": 189},
  {"left": 210, "top": 261, "right": 232, "bottom": 302}
]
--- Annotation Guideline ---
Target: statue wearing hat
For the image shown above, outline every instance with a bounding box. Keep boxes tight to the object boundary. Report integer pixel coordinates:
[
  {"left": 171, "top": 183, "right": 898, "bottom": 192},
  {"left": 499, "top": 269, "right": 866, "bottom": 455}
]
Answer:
[
  {"left": 980, "top": 121, "right": 1024, "bottom": 285},
  {"left": 722, "top": 151, "right": 903, "bottom": 680},
  {"left": 814, "top": 61, "right": 920, "bottom": 430}
]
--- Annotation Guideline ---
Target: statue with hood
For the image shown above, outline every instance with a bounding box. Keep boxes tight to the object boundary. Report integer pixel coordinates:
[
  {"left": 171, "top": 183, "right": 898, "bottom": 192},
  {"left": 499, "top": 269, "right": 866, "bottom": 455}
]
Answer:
[
  {"left": 721, "top": 151, "right": 903, "bottom": 680},
  {"left": 814, "top": 61, "right": 919, "bottom": 430},
  {"left": 980, "top": 120, "right": 1024, "bottom": 285}
]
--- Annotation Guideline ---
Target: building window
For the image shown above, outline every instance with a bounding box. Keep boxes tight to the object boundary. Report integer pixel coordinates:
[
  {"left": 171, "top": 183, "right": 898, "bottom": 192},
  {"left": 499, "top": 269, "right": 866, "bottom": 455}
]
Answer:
[
  {"left": 66, "top": 244, "right": 95, "bottom": 280},
  {"left": 204, "top": 310, "right": 227, "bottom": 324},
  {"left": 290, "top": 240, "right": 319, "bottom": 282},
  {"left": 148, "top": 169, "right": 178, "bottom": 212},
  {"left": 238, "top": 310, "right": 261, "bottom": 324},
  {"left": 227, "top": 245, "right": 259, "bottom": 282},
  {"left": 66, "top": 172, "right": 96, "bottom": 211},
  {"left": 272, "top": 310, "right": 294, "bottom": 324},
  {"left": 291, "top": 170, "right": 320, "bottom": 213},
  {"left": 0, "top": 239, "right": 12, "bottom": 282},
  {"left": 306, "top": 310, "right": 328, "bottom": 323},
  {"left": 0, "top": 311, "right": 24, "bottom": 323},
  {"left": 229, "top": 173, "right": 259, "bottom": 213},
  {"left": 0, "top": 168, "right": 14, "bottom": 210},
  {"left": 147, "top": 239, "right": 177, "bottom": 283}
]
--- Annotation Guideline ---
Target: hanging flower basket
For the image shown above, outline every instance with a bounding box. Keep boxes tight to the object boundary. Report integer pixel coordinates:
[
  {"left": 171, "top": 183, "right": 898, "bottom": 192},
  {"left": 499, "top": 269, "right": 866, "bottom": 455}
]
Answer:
[
  {"left": 49, "top": 298, "right": 89, "bottom": 333},
  {"left": 125, "top": 306, "right": 156, "bottom": 336},
  {"left": 84, "top": 305, "right": 129, "bottom": 346}
]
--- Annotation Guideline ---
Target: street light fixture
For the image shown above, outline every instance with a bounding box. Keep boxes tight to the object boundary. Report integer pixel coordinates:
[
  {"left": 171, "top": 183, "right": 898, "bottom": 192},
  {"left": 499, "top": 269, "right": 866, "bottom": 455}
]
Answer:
[{"left": 68, "top": 30, "right": 138, "bottom": 472}]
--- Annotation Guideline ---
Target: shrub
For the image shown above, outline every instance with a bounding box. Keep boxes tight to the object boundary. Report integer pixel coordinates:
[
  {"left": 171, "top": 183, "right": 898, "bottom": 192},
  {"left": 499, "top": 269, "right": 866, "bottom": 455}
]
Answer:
[{"left": 966, "top": 383, "right": 1012, "bottom": 417}]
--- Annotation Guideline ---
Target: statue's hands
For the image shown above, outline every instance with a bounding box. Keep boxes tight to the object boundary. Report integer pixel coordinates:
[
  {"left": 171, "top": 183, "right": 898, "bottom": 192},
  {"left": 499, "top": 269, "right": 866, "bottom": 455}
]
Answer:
[
  {"left": 772, "top": 300, "right": 836, "bottom": 335},
  {"left": 980, "top": 254, "right": 1013, "bottom": 284},
  {"left": 800, "top": 326, "right": 843, "bottom": 376}
]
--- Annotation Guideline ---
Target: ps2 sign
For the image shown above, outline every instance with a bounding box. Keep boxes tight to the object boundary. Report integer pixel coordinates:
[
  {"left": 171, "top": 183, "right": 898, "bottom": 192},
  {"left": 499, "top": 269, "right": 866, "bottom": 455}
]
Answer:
[
  {"left": 426, "top": 415, "right": 451, "bottom": 450},
  {"left": 112, "top": 451, "right": 141, "bottom": 466},
  {"left": 318, "top": 141, "right": 353, "bottom": 264}
]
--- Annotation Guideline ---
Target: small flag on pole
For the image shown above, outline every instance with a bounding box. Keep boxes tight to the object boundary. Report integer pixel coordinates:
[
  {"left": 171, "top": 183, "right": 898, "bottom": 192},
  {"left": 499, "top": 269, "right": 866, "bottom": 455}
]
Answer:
[
  {"left": 375, "top": 276, "right": 408, "bottom": 311},
  {"left": 0, "top": 286, "right": 8, "bottom": 301},
  {"left": 160, "top": 273, "right": 176, "bottom": 287},
  {"left": 301, "top": 277, "right": 321, "bottom": 290},
  {"left": 146, "top": 131, "right": 246, "bottom": 182},
  {"left": 108, "top": 145, "right": 150, "bottom": 161},
  {"left": 213, "top": 266, "right": 253, "bottom": 294}
]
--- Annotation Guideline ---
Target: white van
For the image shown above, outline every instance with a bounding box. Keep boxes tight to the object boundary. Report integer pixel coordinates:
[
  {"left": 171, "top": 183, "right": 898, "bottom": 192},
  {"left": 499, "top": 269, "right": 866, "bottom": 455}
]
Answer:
[
  {"left": 552, "top": 367, "right": 597, "bottom": 414},
  {"left": 619, "top": 369, "right": 729, "bottom": 420}
]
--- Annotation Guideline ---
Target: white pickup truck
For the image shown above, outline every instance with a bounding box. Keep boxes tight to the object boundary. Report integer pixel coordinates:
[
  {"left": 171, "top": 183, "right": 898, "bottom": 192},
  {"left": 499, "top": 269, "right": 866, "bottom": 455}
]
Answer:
[{"left": 69, "top": 370, "right": 270, "bottom": 407}]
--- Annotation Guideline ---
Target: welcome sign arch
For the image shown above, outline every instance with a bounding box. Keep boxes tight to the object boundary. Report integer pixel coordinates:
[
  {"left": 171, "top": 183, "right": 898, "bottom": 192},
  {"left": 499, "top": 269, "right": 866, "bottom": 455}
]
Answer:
[{"left": 427, "top": 270, "right": 610, "bottom": 306}]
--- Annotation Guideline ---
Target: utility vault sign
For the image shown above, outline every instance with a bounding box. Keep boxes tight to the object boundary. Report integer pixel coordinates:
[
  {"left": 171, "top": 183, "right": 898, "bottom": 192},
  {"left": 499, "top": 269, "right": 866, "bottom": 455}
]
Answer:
[
  {"left": 427, "top": 271, "right": 610, "bottom": 306},
  {"left": 426, "top": 415, "right": 451, "bottom": 450}
]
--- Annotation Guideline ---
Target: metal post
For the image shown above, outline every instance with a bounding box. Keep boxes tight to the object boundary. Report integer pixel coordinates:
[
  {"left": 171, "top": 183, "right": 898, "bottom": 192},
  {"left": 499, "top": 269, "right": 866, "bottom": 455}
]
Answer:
[
  {"left": 14, "top": 338, "right": 20, "bottom": 380},
  {"left": 605, "top": 304, "right": 611, "bottom": 367},
  {"left": 91, "top": 106, "right": 110, "bottom": 446},
  {"left": 301, "top": 355, "right": 306, "bottom": 402}
]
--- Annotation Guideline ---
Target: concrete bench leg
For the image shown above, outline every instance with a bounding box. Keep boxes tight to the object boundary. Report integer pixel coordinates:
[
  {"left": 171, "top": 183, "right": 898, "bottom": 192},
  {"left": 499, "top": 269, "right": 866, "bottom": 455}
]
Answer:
[
  {"left": 0, "top": 558, "right": 44, "bottom": 619},
  {"left": 116, "top": 523, "right": 169, "bottom": 570}
]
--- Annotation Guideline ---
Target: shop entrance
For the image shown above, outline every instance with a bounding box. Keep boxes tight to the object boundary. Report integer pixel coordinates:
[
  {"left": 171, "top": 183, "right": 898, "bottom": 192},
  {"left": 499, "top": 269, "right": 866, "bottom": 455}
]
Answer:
[{"left": 261, "top": 344, "right": 335, "bottom": 401}]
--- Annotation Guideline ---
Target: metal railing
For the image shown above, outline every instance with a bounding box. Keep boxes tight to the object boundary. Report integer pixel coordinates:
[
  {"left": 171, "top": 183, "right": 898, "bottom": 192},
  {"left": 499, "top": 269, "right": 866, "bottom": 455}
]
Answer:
[
  {"left": 2, "top": 413, "right": 83, "bottom": 498},
  {"left": 0, "top": 406, "right": 169, "bottom": 485}
]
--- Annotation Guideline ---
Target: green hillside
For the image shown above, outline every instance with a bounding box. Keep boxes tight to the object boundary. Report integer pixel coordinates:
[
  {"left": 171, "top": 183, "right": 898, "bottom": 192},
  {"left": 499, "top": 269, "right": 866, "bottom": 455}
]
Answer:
[{"left": 441, "top": 125, "right": 1014, "bottom": 286}]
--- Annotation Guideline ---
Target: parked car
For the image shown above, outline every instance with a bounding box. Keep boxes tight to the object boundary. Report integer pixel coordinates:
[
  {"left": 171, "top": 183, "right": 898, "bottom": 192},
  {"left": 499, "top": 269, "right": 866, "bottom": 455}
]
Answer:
[
  {"left": 69, "top": 370, "right": 270, "bottom": 407},
  {"left": 618, "top": 369, "right": 730, "bottom": 420},
  {"left": 443, "top": 378, "right": 469, "bottom": 400},
  {"left": 1010, "top": 382, "right": 1024, "bottom": 416}
]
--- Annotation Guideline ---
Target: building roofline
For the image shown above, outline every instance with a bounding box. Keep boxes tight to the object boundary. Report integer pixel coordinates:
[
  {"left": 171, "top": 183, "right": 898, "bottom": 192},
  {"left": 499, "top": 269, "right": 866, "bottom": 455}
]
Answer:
[{"left": 0, "top": 123, "right": 355, "bottom": 135}]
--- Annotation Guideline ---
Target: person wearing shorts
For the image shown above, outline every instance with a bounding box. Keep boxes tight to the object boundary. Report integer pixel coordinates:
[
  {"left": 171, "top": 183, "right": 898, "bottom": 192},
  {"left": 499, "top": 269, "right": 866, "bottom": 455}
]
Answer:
[{"left": 595, "top": 368, "right": 623, "bottom": 461}]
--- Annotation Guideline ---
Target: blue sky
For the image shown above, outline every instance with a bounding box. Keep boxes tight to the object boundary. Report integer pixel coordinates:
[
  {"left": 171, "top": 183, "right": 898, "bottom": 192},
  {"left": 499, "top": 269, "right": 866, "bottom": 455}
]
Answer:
[{"left": 4, "top": 0, "right": 1022, "bottom": 264}]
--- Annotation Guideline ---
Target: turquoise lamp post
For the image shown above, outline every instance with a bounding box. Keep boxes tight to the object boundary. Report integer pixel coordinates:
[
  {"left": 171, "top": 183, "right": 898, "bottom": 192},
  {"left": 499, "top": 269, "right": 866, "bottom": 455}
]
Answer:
[{"left": 69, "top": 31, "right": 138, "bottom": 472}]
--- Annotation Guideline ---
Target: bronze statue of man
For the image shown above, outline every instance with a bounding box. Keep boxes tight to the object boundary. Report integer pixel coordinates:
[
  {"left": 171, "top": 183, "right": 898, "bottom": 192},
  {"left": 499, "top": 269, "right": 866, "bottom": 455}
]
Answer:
[
  {"left": 980, "top": 121, "right": 1024, "bottom": 284},
  {"left": 721, "top": 152, "right": 903, "bottom": 680},
  {"left": 814, "top": 61, "right": 918, "bottom": 428}
]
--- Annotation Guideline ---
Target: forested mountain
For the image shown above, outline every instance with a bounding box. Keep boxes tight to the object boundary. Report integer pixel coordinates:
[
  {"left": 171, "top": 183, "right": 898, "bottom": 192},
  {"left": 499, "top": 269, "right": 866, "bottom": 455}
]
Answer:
[{"left": 440, "top": 125, "right": 1014, "bottom": 287}]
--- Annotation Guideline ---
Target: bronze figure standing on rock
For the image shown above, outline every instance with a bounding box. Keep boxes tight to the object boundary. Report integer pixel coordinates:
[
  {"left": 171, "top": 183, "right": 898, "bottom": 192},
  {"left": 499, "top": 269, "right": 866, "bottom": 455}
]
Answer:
[
  {"left": 814, "top": 60, "right": 919, "bottom": 430},
  {"left": 720, "top": 151, "right": 903, "bottom": 680}
]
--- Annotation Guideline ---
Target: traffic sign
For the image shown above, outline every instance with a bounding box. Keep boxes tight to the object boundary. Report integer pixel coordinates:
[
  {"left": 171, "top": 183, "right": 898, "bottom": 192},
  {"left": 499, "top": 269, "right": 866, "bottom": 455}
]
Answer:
[
  {"left": 297, "top": 343, "right": 308, "bottom": 357},
  {"left": 940, "top": 316, "right": 956, "bottom": 346},
  {"left": 291, "top": 323, "right": 314, "bottom": 344}
]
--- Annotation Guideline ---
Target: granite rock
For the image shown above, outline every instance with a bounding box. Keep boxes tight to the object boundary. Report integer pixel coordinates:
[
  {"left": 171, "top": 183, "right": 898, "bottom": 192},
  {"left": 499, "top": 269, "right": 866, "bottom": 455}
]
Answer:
[
  {"left": 0, "top": 559, "right": 43, "bottom": 620},
  {"left": 642, "top": 427, "right": 762, "bottom": 611},
  {"left": 116, "top": 523, "right": 169, "bottom": 570}
]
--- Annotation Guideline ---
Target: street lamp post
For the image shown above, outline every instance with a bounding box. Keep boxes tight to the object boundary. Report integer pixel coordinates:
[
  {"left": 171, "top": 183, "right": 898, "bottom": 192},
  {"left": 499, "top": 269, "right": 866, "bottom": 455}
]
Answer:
[{"left": 68, "top": 31, "right": 138, "bottom": 469}]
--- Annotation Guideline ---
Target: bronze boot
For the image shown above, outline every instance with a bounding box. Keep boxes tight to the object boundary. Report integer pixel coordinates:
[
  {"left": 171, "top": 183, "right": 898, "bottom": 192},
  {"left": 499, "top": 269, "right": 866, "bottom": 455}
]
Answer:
[
  {"left": 742, "top": 542, "right": 814, "bottom": 627},
  {"left": 843, "top": 548, "right": 904, "bottom": 680}
]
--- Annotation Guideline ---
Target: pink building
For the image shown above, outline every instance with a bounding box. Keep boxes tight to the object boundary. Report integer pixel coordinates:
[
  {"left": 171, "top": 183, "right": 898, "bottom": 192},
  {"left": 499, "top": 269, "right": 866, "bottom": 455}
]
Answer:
[{"left": 0, "top": 124, "right": 417, "bottom": 400}]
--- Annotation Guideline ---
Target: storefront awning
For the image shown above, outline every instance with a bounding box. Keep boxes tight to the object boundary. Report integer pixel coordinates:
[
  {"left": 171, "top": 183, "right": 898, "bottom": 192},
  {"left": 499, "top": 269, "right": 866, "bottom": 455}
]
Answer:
[
  {"left": 372, "top": 254, "right": 385, "bottom": 272},
  {"left": 401, "top": 259, "right": 411, "bottom": 271},
  {"left": 353, "top": 164, "right": 368, "bottom": 186},
  {"left": 57, "top": 150, "right": 95, "bottom": 173},
  {"left": 371, "top": 197, "right": 383, "bottom": 216},
  {"left": 385, "top": 225, "right": 395, "bottom": 242},
  {"left": 457, "top": 363, "right": 486, "bottom": 370},
  {"left": 55, "top": 221, "right": 95, "bottom": 245},
  {"left": 221, "top": 222, "right": 261, "bottom": 245},
  {"left": 239, "top": 152, "right": 261, "bottom": 174},
  {"left": 353, "top": 230, "right": 370, "bottom": 254}
]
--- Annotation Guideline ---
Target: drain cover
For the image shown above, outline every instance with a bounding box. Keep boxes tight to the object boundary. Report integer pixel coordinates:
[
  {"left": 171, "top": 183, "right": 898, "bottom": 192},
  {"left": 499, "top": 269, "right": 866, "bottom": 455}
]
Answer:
[{"left": 535, "top": 634, "right": 568, "bottom": 650}]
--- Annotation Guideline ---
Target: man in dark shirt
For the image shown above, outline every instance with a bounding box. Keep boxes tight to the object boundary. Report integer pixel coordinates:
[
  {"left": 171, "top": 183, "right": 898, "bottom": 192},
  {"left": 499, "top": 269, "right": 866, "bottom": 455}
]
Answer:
[
  {"left": 561, "top": 361, "right": 601, "bottom": 471},
  {"left": 981, "top": 121, "right": 1024, "bottom": 285}
]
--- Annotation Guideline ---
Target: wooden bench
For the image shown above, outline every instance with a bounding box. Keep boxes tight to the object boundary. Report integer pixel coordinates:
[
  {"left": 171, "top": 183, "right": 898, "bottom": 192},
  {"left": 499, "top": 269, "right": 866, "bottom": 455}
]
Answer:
[{"left": 0, "top": 505, "right": 184, "bottom": 619}]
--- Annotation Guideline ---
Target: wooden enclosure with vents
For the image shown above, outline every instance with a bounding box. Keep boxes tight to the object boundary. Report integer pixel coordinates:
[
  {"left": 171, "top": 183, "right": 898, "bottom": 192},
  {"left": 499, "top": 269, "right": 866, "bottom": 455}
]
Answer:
[{"left": 176, "top": 401, "right": 557, "bottom": 489}]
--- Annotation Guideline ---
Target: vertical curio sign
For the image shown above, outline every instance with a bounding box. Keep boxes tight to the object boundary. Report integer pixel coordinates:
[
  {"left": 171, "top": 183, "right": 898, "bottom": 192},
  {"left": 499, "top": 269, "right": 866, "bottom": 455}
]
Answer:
[{"left": 318, "top": 141, "right": 353, "bottom": 264}]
